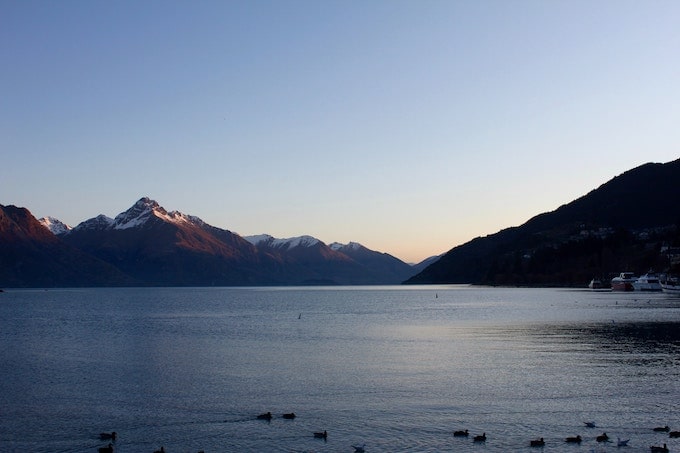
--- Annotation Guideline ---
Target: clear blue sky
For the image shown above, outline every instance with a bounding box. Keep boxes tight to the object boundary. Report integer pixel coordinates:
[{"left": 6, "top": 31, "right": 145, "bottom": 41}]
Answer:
[{"left": 2, "top": 1, "right": 679, "bottom": 263}]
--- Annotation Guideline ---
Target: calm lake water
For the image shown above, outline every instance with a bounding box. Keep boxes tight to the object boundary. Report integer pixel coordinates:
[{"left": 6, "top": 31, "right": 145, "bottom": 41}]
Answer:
[{"left": 1, "top": 286, "right": 680, "bottom": 453}]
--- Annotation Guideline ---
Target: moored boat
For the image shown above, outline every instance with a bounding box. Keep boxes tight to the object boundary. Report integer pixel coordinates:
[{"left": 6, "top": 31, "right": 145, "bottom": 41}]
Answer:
[
  {"left": 588, "top": 278, "right": 603, "bottom": 289},
  {"left": 633, "top": 271, "right": 662, "bottom": 291},
  {"left": 611, "top": 272, "right": 637, "bottom": 291},
  {"left": 660, "top": 275, "right": 680, "bottom": 294}
]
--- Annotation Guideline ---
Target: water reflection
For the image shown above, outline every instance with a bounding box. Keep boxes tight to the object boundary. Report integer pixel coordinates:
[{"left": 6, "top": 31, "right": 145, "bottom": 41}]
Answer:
[
  {"left": 552, "top": 321, "right": 679, "bottom": 349},
  {"left": 510, "top": 321, "right": 680, "bottom": 368},
  {"left": 584, "top": 321, "right": 680, "bottom": 348}
]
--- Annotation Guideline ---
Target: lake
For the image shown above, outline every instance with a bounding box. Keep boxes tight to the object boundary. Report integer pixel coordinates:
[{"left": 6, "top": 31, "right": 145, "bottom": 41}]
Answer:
[{"left": 1, "top": 286, "right": 679, "bottom": 452}]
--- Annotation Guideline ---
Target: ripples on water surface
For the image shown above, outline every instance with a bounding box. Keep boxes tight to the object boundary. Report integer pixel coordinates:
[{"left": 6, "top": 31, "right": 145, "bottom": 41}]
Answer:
[{"left": 1, "top": 286, "right": 680, "bottom": 452}]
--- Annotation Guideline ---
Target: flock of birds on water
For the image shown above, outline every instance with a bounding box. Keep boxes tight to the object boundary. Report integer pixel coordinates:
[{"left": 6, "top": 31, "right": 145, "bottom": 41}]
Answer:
[
  {"left": 95, "top": 417, "right": 680, "bottom": 453},
  {"left": 447, "top": 422, "right": 678, "bottom": 452},
  {"left": 95, "top": 412, "right": 366, "bottom": 453}
]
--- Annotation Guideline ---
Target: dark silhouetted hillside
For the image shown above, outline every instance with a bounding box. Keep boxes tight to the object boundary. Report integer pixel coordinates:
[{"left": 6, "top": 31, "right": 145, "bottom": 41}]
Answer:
[{"left": 405, "top": 159, "right": 680, "bottom": 286}]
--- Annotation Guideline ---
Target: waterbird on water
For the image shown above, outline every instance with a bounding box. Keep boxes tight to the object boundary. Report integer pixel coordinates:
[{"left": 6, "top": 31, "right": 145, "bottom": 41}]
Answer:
[
  {"left": 653, "top": 426, "right": 670, "bottom": 432},
  {"left": 530, "top": 437, "right": 545, "bottom": 447},
  {"left": 473, "top": 433, "right": 486, "bottom": 442},
  {"left": 314, "top": 430, "right": 327, "bottom": 439},
  {"left": 98, "top": 444, "right": 113, "bottom": 453},
  {"left": 650, "top": 444, "right": 669, "bottom": 453},
  {"left": 453, "top": 429, "right": 469, "bottom": 437},
  {"left": 617, "top": 437, "right": 630, "bottom": 447},
  {"left": 565, "top": 435, "right": 582, "bottom": 443},
  {"left": 584, "top": 421, "right": 596, "bottom": 428},
  {"left": 352, "top": 444, "right": 365, "bottom": 452},
  {"left": 596, "top": 432, "right": 609, "bottom": 442}
]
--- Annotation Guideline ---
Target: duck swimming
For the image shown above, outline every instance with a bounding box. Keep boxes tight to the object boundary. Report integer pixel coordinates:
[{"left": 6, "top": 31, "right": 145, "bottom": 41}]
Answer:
[
  {"left": 596, "top": 432, "right": 609, "bottom": 442},
  {"left": 530, "top": 438, "right": 545, "bottom": 447}
]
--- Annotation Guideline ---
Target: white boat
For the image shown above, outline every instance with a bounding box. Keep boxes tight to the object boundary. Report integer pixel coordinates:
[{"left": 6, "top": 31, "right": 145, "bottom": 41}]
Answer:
[
  {"left": 611, "top": 272, "right": 637, "bottom": 291},
  {"left": 633, "top": 271, "right": 662, "bottom": 291},
  {"left": 588, "top": 279, "right": 603, "bottom": 289},
  {"left": 660, "top": 275, "right": 680, "bottom": 294},
  {"left": 588, "top": 278, "right": 604, "bottom": 289}
]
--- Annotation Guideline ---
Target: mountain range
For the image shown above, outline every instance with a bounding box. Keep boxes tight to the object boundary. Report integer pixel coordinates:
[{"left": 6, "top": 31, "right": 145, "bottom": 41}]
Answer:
[
  {"left": 0, "top": 197, "right": 418, "bottom": 287},
  {"left": 406, "top": 158, "right": 680, "bottom": 286},
  {"left": 2, "top": 159, "right": 678, "bottom": 288}
]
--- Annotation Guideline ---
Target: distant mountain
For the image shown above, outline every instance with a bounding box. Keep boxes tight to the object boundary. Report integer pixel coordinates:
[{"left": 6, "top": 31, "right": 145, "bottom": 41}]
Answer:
[
  {"left": 245, "top": 235, "right": 415, "bottom": 285},
  {"left": 0, "top": 205, "right": 134, "bottom": 287},
  {"left": 410, "top": 254, "right": 442, "bottom": 274},
  {"left": 246, "top": 234, "right": 329, "bottom": 255},
  {"left": 329, "top": 241, "right": 416, "bottom": 283},
  {"left": 406, "top": 159, "right": 680, "bottom": 286}
]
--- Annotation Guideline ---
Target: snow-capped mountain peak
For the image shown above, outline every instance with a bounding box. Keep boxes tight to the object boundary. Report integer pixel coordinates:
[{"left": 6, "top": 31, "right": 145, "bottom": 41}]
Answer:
[
  {"left": 110, "top": 197, "right": 206, "bottom": 230},
  {"left": 113, "top": 197, "right": 161, "bottom": 230},
  {"left": 329, "top": 241, "right": 364, "bottom": 251},
  {"left": 284, "top": 235, "right": 321, "bottom": 249},
  {"left": 38, "top": 216, "right": 72, "bottom": 235},
  {"left": 245, "top": 234, "right": 322, "bottom": 249}
]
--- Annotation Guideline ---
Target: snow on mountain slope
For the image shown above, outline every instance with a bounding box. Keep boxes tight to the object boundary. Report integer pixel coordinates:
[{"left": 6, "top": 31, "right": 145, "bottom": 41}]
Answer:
[
  {"left": 245, "top": 234, "right": 321, "bottom": 250},
  {"left": 112, "top": 197, "right": 206, "bottom": 230},
  {"left": 38, "top": 216, "right": 72, "bottom": 235},
  {"left": 111, "top": 197, "right": 159, "bottom": 230},
  {"left": 329, "top": 242, "right": 364, "bottom": 252}
]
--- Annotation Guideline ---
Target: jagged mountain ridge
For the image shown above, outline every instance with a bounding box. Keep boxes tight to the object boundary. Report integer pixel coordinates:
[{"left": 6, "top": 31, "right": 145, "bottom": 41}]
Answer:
[
  {"left": 5, "top": 197, "right": 418, "bottom": 287},
  {"left": 406, "top": 159, "right": 680, "bottom": 286}
]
